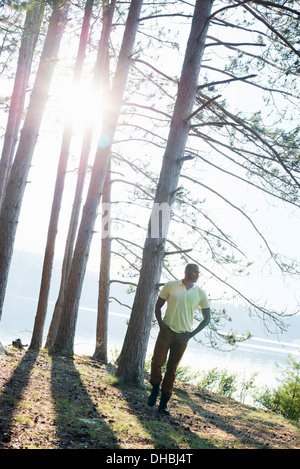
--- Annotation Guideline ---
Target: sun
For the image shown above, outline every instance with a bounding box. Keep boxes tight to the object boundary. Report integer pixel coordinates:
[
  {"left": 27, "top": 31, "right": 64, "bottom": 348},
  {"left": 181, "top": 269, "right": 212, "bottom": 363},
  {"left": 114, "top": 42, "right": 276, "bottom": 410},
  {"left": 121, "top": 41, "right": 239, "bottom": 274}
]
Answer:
[
  {"left": 69, "top": 82, "right": 103, "bottom": 134},
  {"left": 54, "top": 76, "right": 104, "bottom": 136}
]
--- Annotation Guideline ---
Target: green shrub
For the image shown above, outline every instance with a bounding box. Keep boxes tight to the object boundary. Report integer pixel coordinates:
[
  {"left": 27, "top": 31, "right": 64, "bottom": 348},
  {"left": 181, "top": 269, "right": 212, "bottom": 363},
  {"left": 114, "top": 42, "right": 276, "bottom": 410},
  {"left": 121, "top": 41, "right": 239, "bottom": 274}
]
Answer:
[
  {"left": 197, "top": 367, "right": 239, "bottom": 398},
  {"left": 255, "top": 354, "right": 300, "bottom": 421}
]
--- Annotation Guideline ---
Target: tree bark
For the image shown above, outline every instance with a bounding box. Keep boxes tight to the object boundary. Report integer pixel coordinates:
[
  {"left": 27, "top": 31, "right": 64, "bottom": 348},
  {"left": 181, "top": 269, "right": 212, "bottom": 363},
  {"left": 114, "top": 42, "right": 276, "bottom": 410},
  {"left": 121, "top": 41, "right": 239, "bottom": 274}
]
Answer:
[
  {"left": 0, "top": 0, "right": 70, "bottom": 321},
  {"left": 116, "top": 0, "right": 214, "bottom": 385},
  {"left": 0, "top": 2, "right": 45, "bottom": 207},
  {"left": 29, "top": 0, "right": 94, "bottom": 350},
  {"left": 50, "top": 0, "right": 144, "bottom": 356},
  {"left": 93, "top": 164, "right": 111, "bottom": 361}
]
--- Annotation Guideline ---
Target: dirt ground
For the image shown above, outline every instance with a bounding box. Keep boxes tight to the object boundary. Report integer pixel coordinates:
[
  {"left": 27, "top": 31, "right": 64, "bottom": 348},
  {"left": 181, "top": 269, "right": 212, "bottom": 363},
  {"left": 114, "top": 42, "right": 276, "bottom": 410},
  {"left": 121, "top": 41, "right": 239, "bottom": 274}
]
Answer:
[{"left": 0, "top": 348, "right": 299, "bottom": 450}]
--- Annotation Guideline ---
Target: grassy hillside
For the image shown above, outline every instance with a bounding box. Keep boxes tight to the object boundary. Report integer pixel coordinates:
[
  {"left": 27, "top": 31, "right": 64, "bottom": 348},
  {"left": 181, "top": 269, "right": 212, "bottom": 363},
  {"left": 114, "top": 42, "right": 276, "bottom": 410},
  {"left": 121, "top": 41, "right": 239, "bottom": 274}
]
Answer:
[{"left": 0, "top": 348, "right": 299, "bottom": 450}]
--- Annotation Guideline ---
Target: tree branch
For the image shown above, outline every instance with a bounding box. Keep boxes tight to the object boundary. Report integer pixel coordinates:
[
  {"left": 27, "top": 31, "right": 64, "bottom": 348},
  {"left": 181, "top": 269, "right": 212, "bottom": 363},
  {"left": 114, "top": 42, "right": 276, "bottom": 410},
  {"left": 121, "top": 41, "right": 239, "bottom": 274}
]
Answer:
[
  {"left": 109, "top": 296, "right": 132, "bottom": 310},
  {"left": 110, "top": 280, "right": 138, "bottom": 287},
  {"left": 242, "top": 2, "right": 300, "bottom": 57},
  {"left": 180, "top": 174, "right": 292, "bottom": 275},
  {"left": 185, "top": 94, "right": 221, "bottom": 122},
  {"left": 197, "top": 91, "right": 300, "bottom": 189},
  {"left": 132, "top": 58, "right": 177, "bottom": 84},
  {"left": 198, "top": 73, "right": 257, "bottom": 90}
]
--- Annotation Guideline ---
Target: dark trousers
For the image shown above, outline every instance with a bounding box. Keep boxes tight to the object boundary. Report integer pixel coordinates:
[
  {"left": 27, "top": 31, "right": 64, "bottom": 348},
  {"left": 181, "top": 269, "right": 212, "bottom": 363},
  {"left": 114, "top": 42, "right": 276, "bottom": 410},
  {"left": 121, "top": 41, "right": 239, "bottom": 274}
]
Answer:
[{"left": 150, "top": 327, "right": 188, "bottom": 397}]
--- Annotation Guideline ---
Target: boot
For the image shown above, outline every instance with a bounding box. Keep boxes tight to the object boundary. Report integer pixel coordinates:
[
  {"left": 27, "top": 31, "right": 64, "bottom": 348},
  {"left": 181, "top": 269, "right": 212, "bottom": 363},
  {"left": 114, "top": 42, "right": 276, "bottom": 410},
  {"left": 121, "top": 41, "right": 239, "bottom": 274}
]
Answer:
[
  {"left": 148, "top": 383, "right": 160, "bottom": 407},
  {"left": 158, "top": 392, "right": 171, "bottom": 416}
]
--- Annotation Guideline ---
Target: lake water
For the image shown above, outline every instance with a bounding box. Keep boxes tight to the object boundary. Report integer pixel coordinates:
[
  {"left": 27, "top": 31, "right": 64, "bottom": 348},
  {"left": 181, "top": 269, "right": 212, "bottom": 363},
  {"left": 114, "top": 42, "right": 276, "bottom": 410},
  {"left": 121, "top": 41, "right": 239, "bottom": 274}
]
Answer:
[
  {"left": 1, "top": 296, "right": 299, "bottom": 404},
  {"left": 76, "top": 311, "right": 300, "bottom": 389}
]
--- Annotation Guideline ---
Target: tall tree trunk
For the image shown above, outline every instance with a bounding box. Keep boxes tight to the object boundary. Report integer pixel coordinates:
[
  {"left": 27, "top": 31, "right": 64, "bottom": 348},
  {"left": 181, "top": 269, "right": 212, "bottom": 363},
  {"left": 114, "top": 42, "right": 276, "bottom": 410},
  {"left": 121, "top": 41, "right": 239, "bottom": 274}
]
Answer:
[
  {"left": 93, "top": 164, "right": 111, "bottom": 361},
  {"left": 116, "top": 0, "right": 214, "bottom": 385},
  {"left": 45, "top": 0, "right": 116, "bottom": 349},
  {"left": 50, "top": 0, "right": 144, "bottom": 356},
  {"left": 29, "top": 0, "right": 94, "bottom": 351},
  {"left": 0, "top": 2, "right": 45, "bottom": 207},
  {"left": 0, "top": 0, "right": 70, "bottom": 321},
  {"left": 93, "top": 14, "right": 112, "bottom": 362}
]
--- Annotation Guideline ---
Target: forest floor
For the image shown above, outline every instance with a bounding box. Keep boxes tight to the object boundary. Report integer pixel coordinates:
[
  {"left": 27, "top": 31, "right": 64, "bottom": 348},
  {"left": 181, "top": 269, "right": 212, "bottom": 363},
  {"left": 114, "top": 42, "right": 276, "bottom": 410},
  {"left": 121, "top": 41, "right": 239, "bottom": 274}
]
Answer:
[{"left": 0, "top": 347, "right": 299, "bottom": 450}]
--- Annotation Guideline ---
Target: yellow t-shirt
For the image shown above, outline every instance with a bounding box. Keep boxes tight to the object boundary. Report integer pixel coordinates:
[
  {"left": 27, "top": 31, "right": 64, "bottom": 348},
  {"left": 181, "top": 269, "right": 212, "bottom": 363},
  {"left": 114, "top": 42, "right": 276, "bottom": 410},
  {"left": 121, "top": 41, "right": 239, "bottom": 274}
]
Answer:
[{"left": 159, "top": 280, "right": 210, "bottom": 333}]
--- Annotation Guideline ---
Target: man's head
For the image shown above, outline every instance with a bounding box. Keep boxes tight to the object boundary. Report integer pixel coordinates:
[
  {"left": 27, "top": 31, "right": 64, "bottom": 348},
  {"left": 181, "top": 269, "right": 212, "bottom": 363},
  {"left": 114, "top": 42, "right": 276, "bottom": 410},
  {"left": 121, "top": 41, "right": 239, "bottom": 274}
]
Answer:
[{"left": 184, "top": 264, "right": 200, "bottom": 282}]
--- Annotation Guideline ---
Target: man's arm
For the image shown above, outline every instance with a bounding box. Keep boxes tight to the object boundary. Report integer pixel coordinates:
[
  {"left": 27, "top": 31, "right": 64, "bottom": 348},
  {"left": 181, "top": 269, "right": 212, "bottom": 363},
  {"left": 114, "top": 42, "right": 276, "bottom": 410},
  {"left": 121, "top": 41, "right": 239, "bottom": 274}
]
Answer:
[
  {"left": 155, "top": 296, "right": 168, "bottom": 331},
  {"left": 189, "top": 307, "right": 211, "bottom": 339}
]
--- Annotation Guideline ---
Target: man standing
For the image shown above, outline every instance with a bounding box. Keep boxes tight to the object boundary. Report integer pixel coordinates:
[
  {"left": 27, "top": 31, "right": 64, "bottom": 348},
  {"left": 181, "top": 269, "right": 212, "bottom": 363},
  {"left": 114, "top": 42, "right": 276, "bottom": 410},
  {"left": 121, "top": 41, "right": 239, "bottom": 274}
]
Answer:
[{"left": 148, "top": 264, "right": 210, "bottom": 416}]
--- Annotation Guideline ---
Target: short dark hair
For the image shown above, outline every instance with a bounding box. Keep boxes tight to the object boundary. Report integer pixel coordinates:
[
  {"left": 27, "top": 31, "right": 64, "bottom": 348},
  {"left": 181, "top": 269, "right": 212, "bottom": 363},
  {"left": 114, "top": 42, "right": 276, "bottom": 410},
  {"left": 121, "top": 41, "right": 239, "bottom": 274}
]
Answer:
[{"left": 185, "top": 263, "right": 199, "bottom": 272}]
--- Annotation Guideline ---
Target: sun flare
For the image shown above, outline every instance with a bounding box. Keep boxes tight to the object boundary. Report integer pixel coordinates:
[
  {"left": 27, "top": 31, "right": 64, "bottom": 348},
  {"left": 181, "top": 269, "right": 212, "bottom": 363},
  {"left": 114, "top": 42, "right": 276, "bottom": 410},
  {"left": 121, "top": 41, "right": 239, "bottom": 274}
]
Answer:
[{"left": 56, "top": 78, "right": 104, "bottom": 135}]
